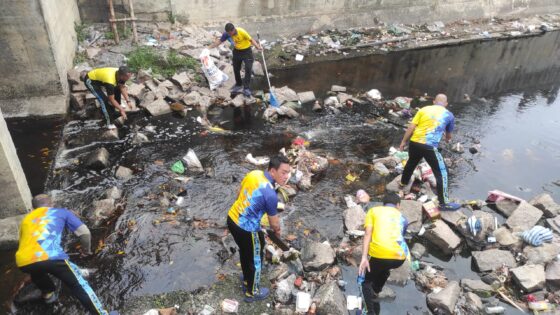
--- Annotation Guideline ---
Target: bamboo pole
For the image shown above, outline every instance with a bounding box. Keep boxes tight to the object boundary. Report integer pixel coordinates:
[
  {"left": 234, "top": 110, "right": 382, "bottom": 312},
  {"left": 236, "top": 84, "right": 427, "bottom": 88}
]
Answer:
[
  {"left": 128, "top": 0, "right": 138, "bottom": 43},
  {"left": 107, "top": 0, "right": 120, "bottom": 44}
]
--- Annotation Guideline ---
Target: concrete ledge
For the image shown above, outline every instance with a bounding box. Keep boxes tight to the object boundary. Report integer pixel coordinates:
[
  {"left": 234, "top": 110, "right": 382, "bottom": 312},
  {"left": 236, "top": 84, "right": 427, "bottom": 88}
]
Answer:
[
  {"left": 0, "top": 95, "right": 68, "bottom": 118},
  {"left": 0, "top": 215, "right": 25, "bottom": 250}
]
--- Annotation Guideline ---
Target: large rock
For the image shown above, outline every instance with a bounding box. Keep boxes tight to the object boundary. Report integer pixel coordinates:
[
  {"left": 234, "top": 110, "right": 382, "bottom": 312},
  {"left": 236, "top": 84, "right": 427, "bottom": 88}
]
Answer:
[
  {"left": 252, "top": 60, "right": 264, "bottom": 76},
  {"left": 399, "top": 200, "right": 422, "bottom": 234},
  {"left": 423, "top": 220, "right": 461, "bottom": 255},
  {"left": 460, "top": 279, "right": 493, "bottom": 298},
  {"left": 144, "top": 99, "right": 171, "bottom": 116},
  {"left": 277, "top": 106, "right": 299, "bottom": 119},
  {"left": 411, "top": 243, "right": 426, "bottom": 258},
  {"left": 126, "top": 83, "right": 145, "bottom": 99},
  {"left": 506, "top": 201, "right": 543, "bottom": 232},
  {"left": 0, "top": 215, "right": 25, "bottom": 250},
  {"left": 495, "top": 199, "right": 518, "bottom": 217},
  {"left": 275, "top": 274, "right": 296, "bottom": 303},
  {"left": 297, "top": 91, "right": 316, "bottom": 103},
  {"left": 91, "top": 199, "right": 116, "bottom": 226},
  {"left": 426, "top": 281, "right": 460, "bottom": 315},
  {"left": 171, "top": 72, "right": 191, "bottom": 90},
  {"left": 183, "top": 91, "right": 202, "bottom": 106},
  {"left": 115, "top": 166, "right": 133, "bottom": 180},
  {"left": 331, "top": 85, "right": 347, "bottom": 92},
  {"left": 131, "top": 132, "right": 149, "bottom": 144},
  {"left": 472, "top": 249, "right": 516, "bottom": 272},
  {"left": 373, "top": 162, "right": 390, "bottom": 177},
  {"left": 440, "top": 209, "right": 468, "bottom": 230},
  {"left": 314, "top": 281, "right": 347, "bottom": 315},
  {"left": 386, "top": 175, "right": 403, "bottom": 193},
  {"left": 523, "top": 242, "right": 560, "bottom": 265},
  {"left": 493, "top": 227, "right": 520, "bottom": 247},
  {"left": 274, "top": 86, "right": 299, "bottom": 104},
  {"left": 100, "top": 129, "right": 119, "bottom": 141},
  {"left": 85, "top": 147, "right": 110, "bottom": 170},
  {"left": 232, "top": 94, "right": 245, "bottom": 107},
  {"left": 105, "top": 186, "right": 122, "bottom": 199},
  {"left": 301, "top": 241, "right": 336, "bottom": 271},
  {"left": 545, "top": 260, "right": 560, "bottom": 290},
  {"left": 546, "top": 216, "right": 560, "bottom": 234},
  {"left": 530, "top": 193, "right": 560, "bottom": 218},
  {"left": 465, "top": 292, "right": 483, "bottom": 313},
  {"left": 511, "top": 264, "right": 545, "bottom": 292},
  {"left": 343, "top": 206, "right": 365, "bottom": 232}
]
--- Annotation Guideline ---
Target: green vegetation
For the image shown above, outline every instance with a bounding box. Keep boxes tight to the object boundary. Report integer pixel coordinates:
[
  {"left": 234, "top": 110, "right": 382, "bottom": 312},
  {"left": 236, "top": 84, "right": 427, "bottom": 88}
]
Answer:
[
  {"left": 105, "top": 25, "right": 132, "bottom": 40},
  {"left": 126, "top": 47, "right": 198, "bottom": 78},
  {"left": 74, "top": 22, "right": 88, "bottom": 43},
  {"left": 73, "top": 51, "right": 87, "bottom": 65},
  {"left": 167, "top": 11, "right": 176, "bottom": 24}
]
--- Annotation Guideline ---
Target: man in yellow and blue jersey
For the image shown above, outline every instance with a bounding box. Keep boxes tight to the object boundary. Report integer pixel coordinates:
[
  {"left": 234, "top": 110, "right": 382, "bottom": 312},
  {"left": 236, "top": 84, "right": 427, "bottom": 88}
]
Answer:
[
  {"left": 210, "top": 23, "right": 263, "bottom": 97},
  {"left": 15, "top": 194, "right": 109, "bottom": 314},
  {"left": 358, "top": 193, "right": 409, "bottom": 313},
  {"left": 84, "top": 66, "right": 132, "bottom": 129},
  {"left": 399, "top": 93, "right": 461, "bottom": 211},
  {"left": 227, "top": 155, "right": 291, "bottom": 302}
]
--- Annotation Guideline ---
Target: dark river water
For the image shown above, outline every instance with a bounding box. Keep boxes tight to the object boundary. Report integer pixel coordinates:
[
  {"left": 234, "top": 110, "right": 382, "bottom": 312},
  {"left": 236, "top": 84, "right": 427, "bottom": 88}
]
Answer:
[{"left": 2, "top": 31, "right": 560, "bottom": 314}]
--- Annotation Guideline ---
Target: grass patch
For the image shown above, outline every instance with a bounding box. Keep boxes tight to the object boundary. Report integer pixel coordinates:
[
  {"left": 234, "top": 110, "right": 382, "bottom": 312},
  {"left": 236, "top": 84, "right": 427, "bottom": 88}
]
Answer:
[
  {"left": 74, "top": 51, "right": 88, "bottom": 65},
  {"left": 74, "top": 22, "right": 88, "bottom": 43},
  {"left": 105, "top": 25, "right": 132, "bottom": 40},
  {"left": 127, "top": 47, "right": 198, "bottom": 78}
]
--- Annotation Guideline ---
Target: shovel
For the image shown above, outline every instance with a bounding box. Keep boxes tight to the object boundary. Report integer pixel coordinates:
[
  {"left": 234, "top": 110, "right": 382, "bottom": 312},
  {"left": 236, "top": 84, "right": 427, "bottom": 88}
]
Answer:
[{"left": 257, "top": 33, "right": 279, "bottom": 107}]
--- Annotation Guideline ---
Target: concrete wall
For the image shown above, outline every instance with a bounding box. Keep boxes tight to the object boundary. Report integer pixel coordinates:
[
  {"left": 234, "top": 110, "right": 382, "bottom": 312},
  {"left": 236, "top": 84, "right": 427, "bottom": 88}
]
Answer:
[
  {"left": 0, "top": 0, "right": 79, "bottom": 117},
  {"left": 83, "top": 0, "right": 560, "bottom": 37},
  {"left": 0, "top": 108, "right": 32, "bottom": 219}
]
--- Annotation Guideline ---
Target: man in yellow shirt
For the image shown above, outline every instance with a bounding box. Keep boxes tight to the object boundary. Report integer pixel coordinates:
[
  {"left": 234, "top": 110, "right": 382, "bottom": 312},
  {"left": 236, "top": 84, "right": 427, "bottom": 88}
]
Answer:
[
  {"left": 358, "top": 193, "right": 409, "bottom": 313},
  {"left": 210, "top": 23, "right": 263, "bottom": 97},
  {"left": 84, "top": 66, "right": 132, "bottom": 129}
]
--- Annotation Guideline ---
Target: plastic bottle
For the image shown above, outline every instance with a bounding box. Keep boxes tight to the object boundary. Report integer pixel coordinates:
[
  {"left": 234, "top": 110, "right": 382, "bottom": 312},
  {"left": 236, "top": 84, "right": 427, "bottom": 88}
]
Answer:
[
  {"left": 484, "top": 305, "right": 505, "bottom": 314},
  {"left": 357, "top": 274, "right": 365, "bottom": 285},
  {"left": 528, "top": 301, "right": 550, "bottom": 311}
]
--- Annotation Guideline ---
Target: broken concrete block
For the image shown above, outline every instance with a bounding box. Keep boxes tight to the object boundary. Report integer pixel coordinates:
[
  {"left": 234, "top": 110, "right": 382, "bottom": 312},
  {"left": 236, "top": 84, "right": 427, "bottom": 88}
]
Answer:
[
  {"left": 144, "top": 99, "right": 171, "bottom": 116},
  {"left": 314, "top": 281, "right": 346, "bottom": 315},
  {"left": 85, "top": 148, "right": 110, "bottom": 170},
  {"left": 331, "top": 85, "right": 347, "bottom": 92},
  {"left": 274, "top": 86, "right": 298, "bottom": 104},
  {"left": 115, "top": 166, "right": 133, "bottom": 180},
  {"left": 387, "top": 259, "right": 411, "bottom": 285},
  {"left": 275, "top": 274, "right": 296, "bottom": 303},
  {"left": 400, "top": 200, "right": 422, "bottom": 234},
  {"left": 495, "top": 199, "right": 518, "bottom": 217},
  {"left": 252, "top": 60, "right": 264, "bottom": 76},
  {"left": 126, "top": 83, "right": 145, "bottom": 99},
  {"left": 373, "top": 162, "right": 390, "bottom": 177},
  {"left": 337, "top": 93, "right": 351, "bottom": 104},
  {"left": 472, "top": 249, "right": 516, "bottom": 272},
  {"left": 105, "top": 186, "right": 122, "bottom": 199},
  {"left": 343, "top": 206, "right": 365, "bottom": 232},
  {"left": 131, "top": 132, "right": 149, "bottom": 144},
  {"left": 465, "top": 292, "right": 483, "bottom": 313},
  {"left": 440, "top": 210, "right": 468, "bottom": 230},
  {"left": 426, "top": 281, "right": 460, "bottom": 315},
  {"left": 277, "top": 106, "right": 299, "bottom": 118},
  {"left": 546, "top": 260, "right": 560, "bottom": 290},
  {"left": 460, "top": 279, "right": 493, "bottom": 298},
  {"left": 100, "top": 129, "right": 119, "bottom": 141},
  {"left": 72, "top": 81, "right": 87, "bottom": 92},
  {"left": 183, "top": 91, "right": 202, "bottom": 106},
  {"left": 91, "top": 199, "right": 115, "bottom": 226},
  {"left": 67, "top": 69, "right": 82, "bottom": 85},
  {"left": 493, "top": 227, "right": 520, "bottom": 247},
  {"left": 411, "top": 243, "right": 426, "bottom": 259},
  {"left": 530, "top": 193, "right": 560, "bottom": 218},
  {"left": 231, "top": 94, "right": 245, "bottom": 107},
  {"left": 511, "top": 264, "right": 545, "bottom": 292},
  {"left": 423, "top": 220, "right": 461, "bottom": 255},
  {"left": 506, "top": 201, "right": 543, "bottom": 232},
  {"left": 547, "top": 216, "right": 560, "bottom": 234},
  {"left": 171, "top": 72, "right": 191, "bottom": 90},
  {"left": 297, "top": 91, "right": 316, "bottom": 103},
  {"left": 523, "top": 242, "right": 560, "bottom": 265},
  {"left": 86, "top": 47, "right": 101, "bottom": 59}
]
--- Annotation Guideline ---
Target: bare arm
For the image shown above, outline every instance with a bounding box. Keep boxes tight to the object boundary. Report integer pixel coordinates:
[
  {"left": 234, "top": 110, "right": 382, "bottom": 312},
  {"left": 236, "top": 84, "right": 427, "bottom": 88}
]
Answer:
[
  {"left": 108, "top": 95, "right": 127, "bottom": 120},
  {"left": 399, "top": 123, "right": 417, "bottom": 151},
  {"left": 267, "top": 214, "right": 281, "bottom": 238},
  {"left": 358, "top": 226, "right": 373, "bottom": 275},
  {"left": 251, "top": 38, "right": 262, "bottom": 50},
  {"left": 74, "top": 224, "right": 92, "bottom": 255},
  {"left": 120, "top": 85, "right": 131, "bottom": 106}
]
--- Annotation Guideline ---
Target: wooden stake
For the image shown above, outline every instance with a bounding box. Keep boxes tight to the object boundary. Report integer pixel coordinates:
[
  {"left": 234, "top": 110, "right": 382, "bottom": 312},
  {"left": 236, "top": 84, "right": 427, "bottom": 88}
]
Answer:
[
  {"left": 128, "top": 0, "right": 138, "bottom": 43},
  {"left": 108, "top": 0, "right": 120, "bottom": 44}
]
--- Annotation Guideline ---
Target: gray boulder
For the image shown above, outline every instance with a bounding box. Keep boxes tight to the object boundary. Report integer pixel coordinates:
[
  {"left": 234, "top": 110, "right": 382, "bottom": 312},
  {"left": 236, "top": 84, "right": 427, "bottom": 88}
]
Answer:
[
  {"left": 131, "top": 132, "right": 149, "bottom": 144},
  {"left": 506, "top": 201, "right": 543, "bottom": 232},
  {"left": 126, "top": 83, "right": 145, "bottom": 98},
  {"left": 0, "top": 215, "right": 25, "bottom": 250},
  {"left": 144, "top": 99, "right": 171, "bottom": 116},
  {"left": 530, "top": 193, "right": 560, "bottom": 218},
  {"left": 314, "top": 281, "right": 347, "bottom": 315},
  {"left": 105, "top": 186, "right": 122, "bottom": 199},
  {"left": 511, "top": 264, "right": 545, "bottom": 292},
  {"left": 495, "top": 199, "right": 518, "bottom": 217},
  {"left": 399, "top": 200, "right": 422, "bottom": 234},
  {"left": 460, "top": 279, "right": 493, "bottom": 297},
  {"left": 115, "top": 166, "right": 133, "bottom": 180},
  {"left": 274, "top": 86, "right": 299, "bottom": 104},
  {"left": 183, "top": 91, "right": 202, "bottom": 106},
  {"left": 465, "top": 292, "right": 483, "bottom": 313},
  {"left": 426, "top": 281, "right": 460, "bottom": 315},
  {"left": 275, "top": 274, "right": 296, "bottom": 303},
  {"left": 91, "top": 199, "right": 115, "bottom": 226},
  {"left": 387, "top": 259, "right": 411, "bottom": 285},
  {"left": 171, "top": 72, "right": 191, "bottom": 90},
  {"left": 440, "top": 209, "right": 468, "bottom": 230},
  {"left": 297, "top": 91, "right": 316, "bottom": 103},
  {"left": 411, "top": 243, "right": 426, "bottom": 259},
  {"left": 301, "top": 241, "right": 336, "bottom": 271},
  {"left": 373, "top": 162, "right": 390, "bottom": 177},
  {"left": 232, "top": 94, "right": 245, "bottom": 108},
  {"left": 545, "top": 260, "right": 560, "bottom": 290},
  {"left": 343, "top": 206, "right": 365, "bottom": 232},
  {"left": 252, "top": 61, "right": 265, "bottom": 76},
  {"left": 423, "top": 220, "right": 461, "bottom": 255},
  {"left": 331, "top": 85, "right": 347, "bottom": 92},
  {"left": 493, "top": 227, "right": 520, "bottom": 247},
  {"left": 472, "top": 249, "right": 516, "bottom": 272},
  {"left": 277, "top": 106, "right": 299, "bottom": 118},
  {"left": 523, "top": 242, "right": 560, "bottom": 265},
  {"left": 85, "top": 147, "right": 110, "bottom": 170}
]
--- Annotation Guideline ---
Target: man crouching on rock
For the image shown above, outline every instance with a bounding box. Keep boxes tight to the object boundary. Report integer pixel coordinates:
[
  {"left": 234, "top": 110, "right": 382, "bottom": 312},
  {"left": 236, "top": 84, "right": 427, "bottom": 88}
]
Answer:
[
  {"left": 358, "top": 193, "right": 410, "bottom": 313},
  {"left": 227, "top": 155, "right": 291, "bottom": 302}
]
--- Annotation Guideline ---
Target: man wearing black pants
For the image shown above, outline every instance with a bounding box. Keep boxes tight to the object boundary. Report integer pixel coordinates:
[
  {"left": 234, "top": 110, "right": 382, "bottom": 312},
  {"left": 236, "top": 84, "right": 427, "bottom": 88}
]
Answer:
[
  {"left": 359, "top": 193, "right": 409, "bottom": 313},
  {"left": 227, "top": 155, "right": 291, "bottom": 302},
  {"left": 399, "top": 93, "right": 461, "bottom": 211},
  {"left": 210, "top": 23, "right": 263, "bottom": 97},
  {"left": 15, "top": 194, "right": 109, "bottom": 314}
]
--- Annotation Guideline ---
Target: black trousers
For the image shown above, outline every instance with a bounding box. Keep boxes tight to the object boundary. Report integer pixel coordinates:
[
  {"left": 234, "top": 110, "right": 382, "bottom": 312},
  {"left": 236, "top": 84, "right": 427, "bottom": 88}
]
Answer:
[
  {"left": 227, "top": 216, "right": 265, "bottom": 296},
  {"left": 19, "top": 260, "right": 106, "bottom": 314},
  {"left": 401, "top": 141, "right": 449, "bottom": 205},
  {"left": 362, "top": 257, "right": 404, "bottom": 313},
  {"left": 84, "top": 77, "right": 121, "bottom": 126},
  {"left": 232, "top": 48, "right": 254, "bottom": 89}
]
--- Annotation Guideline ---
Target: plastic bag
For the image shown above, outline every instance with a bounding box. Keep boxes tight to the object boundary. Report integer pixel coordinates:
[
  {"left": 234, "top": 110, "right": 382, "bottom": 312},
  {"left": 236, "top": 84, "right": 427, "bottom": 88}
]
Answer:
[
  {"left": 171, "top": 161, "right": 185, "bottom": 174},
  {"left": 199, "top": 48, "right": 228, "bottom": 90}
]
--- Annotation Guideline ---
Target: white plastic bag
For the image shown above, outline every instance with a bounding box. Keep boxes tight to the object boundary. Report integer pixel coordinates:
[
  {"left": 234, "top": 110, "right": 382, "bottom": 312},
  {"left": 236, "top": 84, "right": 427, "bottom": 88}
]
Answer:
[{"left": 199, "top": 48, "right": 228, "bottom": 90}]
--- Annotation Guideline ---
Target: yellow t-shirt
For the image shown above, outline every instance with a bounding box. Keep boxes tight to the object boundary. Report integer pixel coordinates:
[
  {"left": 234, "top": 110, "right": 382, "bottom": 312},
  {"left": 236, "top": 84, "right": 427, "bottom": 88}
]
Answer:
[
  {"left": 221, "top": 27, "right": 252, "bottom": 50},
  {"left": 87, "top": 67, "right": 118, "bottom": 86},
  {"left": 365, "top": 206, "right": 409, "bottom": 260},
  {"left": 409, "top": 105, "right": 455, "bottom": 147}
]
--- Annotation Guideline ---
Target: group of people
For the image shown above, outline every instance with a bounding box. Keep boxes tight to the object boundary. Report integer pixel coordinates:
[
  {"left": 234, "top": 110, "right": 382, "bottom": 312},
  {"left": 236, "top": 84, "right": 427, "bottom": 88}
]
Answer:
[{"left": 16, "top": 22, "right": 460, "bottom": 314}]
